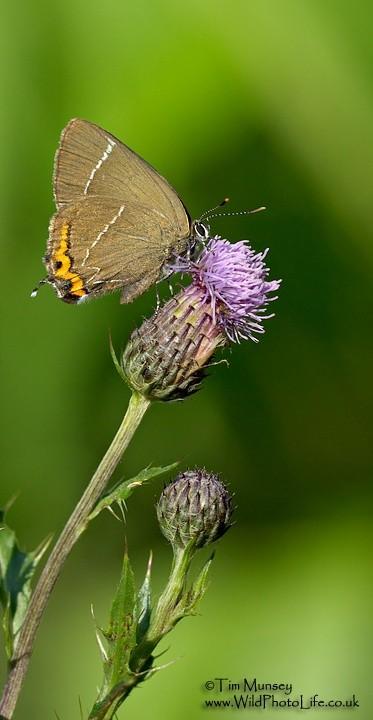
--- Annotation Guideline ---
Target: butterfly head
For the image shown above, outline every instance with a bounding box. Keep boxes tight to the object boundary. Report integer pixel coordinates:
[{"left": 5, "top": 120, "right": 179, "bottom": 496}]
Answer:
[{"left": 192, "top": 220, "right": 210, "bottom": 241}]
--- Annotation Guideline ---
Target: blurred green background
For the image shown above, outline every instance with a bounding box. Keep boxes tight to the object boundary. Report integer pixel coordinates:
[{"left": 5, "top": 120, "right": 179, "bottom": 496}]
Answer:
[{"left": 1, "top": 0, "right": 373, "bottom": 717}]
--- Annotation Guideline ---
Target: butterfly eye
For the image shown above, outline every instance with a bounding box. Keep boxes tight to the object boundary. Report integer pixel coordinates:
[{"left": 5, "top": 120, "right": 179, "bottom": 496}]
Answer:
[{"left": 194, "top": 222, "right": 209, "bottom": 239}]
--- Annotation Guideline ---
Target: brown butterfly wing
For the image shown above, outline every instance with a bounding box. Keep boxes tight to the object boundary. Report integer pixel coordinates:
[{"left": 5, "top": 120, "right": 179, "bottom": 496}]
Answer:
[
  {"left": 47, "top": 197, "right": 186, "bottom": 303},
  {"left": 53, "top": 119, "right": 191, "bottom": 240}
]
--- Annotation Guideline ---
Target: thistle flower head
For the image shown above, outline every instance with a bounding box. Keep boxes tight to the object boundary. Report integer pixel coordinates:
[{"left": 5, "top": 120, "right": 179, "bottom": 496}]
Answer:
[
  {"left": 157, "top": 469, "right": 233, "bottom": 550},
  {"left": 172, "top": 237, "right": 281, "bottom": 342},
  {"left": 121, "top": 236, "right": 280, "bottom": 401}
]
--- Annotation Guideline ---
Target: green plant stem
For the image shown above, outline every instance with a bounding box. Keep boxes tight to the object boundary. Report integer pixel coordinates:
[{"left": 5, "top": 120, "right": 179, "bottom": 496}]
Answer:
[
  {"left": 148, "top": 543, "right": 194, "bottom": 640},
  {"left": 0, "top": 392, "right": 150, "bottom": 720}
]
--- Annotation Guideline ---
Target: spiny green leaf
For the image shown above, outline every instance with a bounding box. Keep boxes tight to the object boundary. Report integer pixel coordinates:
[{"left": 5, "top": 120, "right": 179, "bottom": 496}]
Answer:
[
  {"left": 136, "top": 552, "right": 153, "bottom": 643},
  {"left": 2, "top": 597, "right": 12, "bottom": 659},
  {"left": 109, "top": 335, "right": 127, "bottom": 383},
  {"left": 105, "top": 552, "right": 137, "bottom": 688},
  {"left": 0, "top": 507, "right": 51, "bottom": 658},
  {"left": 89, "top": 463, "right": 178, "bottom": 523},
  {"left": 185, "top": 552, "right": 215, "bottom": 615},
  {"left": 91, "top": 604, "right": 108, "bottom": 664},
  {"left": 12, "top": 534, "right": 52, "bottom": 639}
]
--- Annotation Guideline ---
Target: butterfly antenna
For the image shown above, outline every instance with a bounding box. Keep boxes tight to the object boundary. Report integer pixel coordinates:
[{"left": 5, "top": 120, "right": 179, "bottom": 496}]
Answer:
[
  {"left": 199, "top": 197, "right": 230, "bottom": 222},
  {"left": 204, "top": 205, "right": 266, "bottom": 223},
  {"left": 30, "top": 277, "right": 48, "bottom": 298}
]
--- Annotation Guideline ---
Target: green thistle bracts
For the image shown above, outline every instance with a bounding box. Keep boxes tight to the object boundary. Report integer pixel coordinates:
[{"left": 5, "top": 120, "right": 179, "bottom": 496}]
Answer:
[
  {"left": 121, "top": 285, "right": 224, "bottom": 401},
  {"left": 157, "top": 469, "right": 233, "bottom": 549}
]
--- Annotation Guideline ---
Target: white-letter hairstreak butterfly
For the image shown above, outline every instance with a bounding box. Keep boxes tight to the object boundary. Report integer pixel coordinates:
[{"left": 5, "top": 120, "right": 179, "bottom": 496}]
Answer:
[{"left": 35, "top": 119, "right": 207, "bottom": 304}]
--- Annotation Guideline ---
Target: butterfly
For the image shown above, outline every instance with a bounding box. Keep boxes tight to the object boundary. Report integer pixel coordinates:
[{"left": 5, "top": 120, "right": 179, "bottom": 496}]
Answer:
[{"left": 36, "top": 119, "right": 208, "bottom": 304}]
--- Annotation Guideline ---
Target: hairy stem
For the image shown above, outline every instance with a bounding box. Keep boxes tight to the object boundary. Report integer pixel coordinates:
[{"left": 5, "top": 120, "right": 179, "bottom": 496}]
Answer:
[
  {"left": 0, "top": 392, "right": 150, "bottom": 720},
  {"left": 148, "top": 544, "right": 193, "bottom": 640}
]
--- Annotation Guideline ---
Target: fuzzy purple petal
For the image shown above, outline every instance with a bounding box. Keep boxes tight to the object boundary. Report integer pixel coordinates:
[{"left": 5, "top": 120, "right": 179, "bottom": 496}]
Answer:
[{"left": 171, "top": 237, "right": 281, "bottom": 342}]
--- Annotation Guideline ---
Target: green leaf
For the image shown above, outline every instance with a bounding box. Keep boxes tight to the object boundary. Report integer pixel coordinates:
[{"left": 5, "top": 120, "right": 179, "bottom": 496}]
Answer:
[
  {"left": 89, "top": 463, "right": 178, "bottom": 523},
  {"left": 2, "top": 597, "right": 12, "bottom": 659},
  {"left": 0, "top": 506, "right": 51, "bottom": 658},
  {"left": 136, "top": 552, "right": 153, "bottom": 643},
  {"left": 185, "top": 552, "right": 215, "bottom": 615},
  {"left": 104, "top": 551, "right": 137, "bottom": 690},
  {"left": 109, "top": 334, "right": 127, "bottom": 383}
]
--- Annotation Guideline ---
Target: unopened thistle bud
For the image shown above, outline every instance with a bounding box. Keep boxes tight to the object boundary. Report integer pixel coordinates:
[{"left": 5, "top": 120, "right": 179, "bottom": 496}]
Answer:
[
  {"left": 157, "top": 469, "right": 233, "bottom": 550},
  {"left": 121, "top": 237, "right": 280, "bottom": 401}
]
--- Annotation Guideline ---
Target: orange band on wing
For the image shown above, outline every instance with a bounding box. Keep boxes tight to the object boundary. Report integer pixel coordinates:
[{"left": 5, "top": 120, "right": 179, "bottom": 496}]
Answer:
[{"left": 53, "top": 222, "right": 87, "bottom": 298}]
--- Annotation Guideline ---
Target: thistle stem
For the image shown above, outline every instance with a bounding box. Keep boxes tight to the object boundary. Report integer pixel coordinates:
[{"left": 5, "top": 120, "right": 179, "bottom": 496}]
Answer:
[
  {"left": 0, "top": 392, "right": 150, "bottom": 720},
  {"left": 148, "top": 543, "right": 194, "bottom": 640}
]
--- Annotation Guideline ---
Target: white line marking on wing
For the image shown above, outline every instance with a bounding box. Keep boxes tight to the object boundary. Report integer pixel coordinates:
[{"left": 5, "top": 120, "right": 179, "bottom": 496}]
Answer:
[
  {"left": 82, "top": 205, "right": 125, "bottom": 266},
  {"left": 84, "top": 137, "right": 115, "bottom": 195}
]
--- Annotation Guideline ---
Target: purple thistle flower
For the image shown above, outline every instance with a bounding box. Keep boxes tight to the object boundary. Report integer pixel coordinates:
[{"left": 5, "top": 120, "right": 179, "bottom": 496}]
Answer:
[
  {"left": 121, "top": 236, "right": 280, "bottom": 401},
  {"left": 171, "top": 237, "right": 281, "bottom": 343}
]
